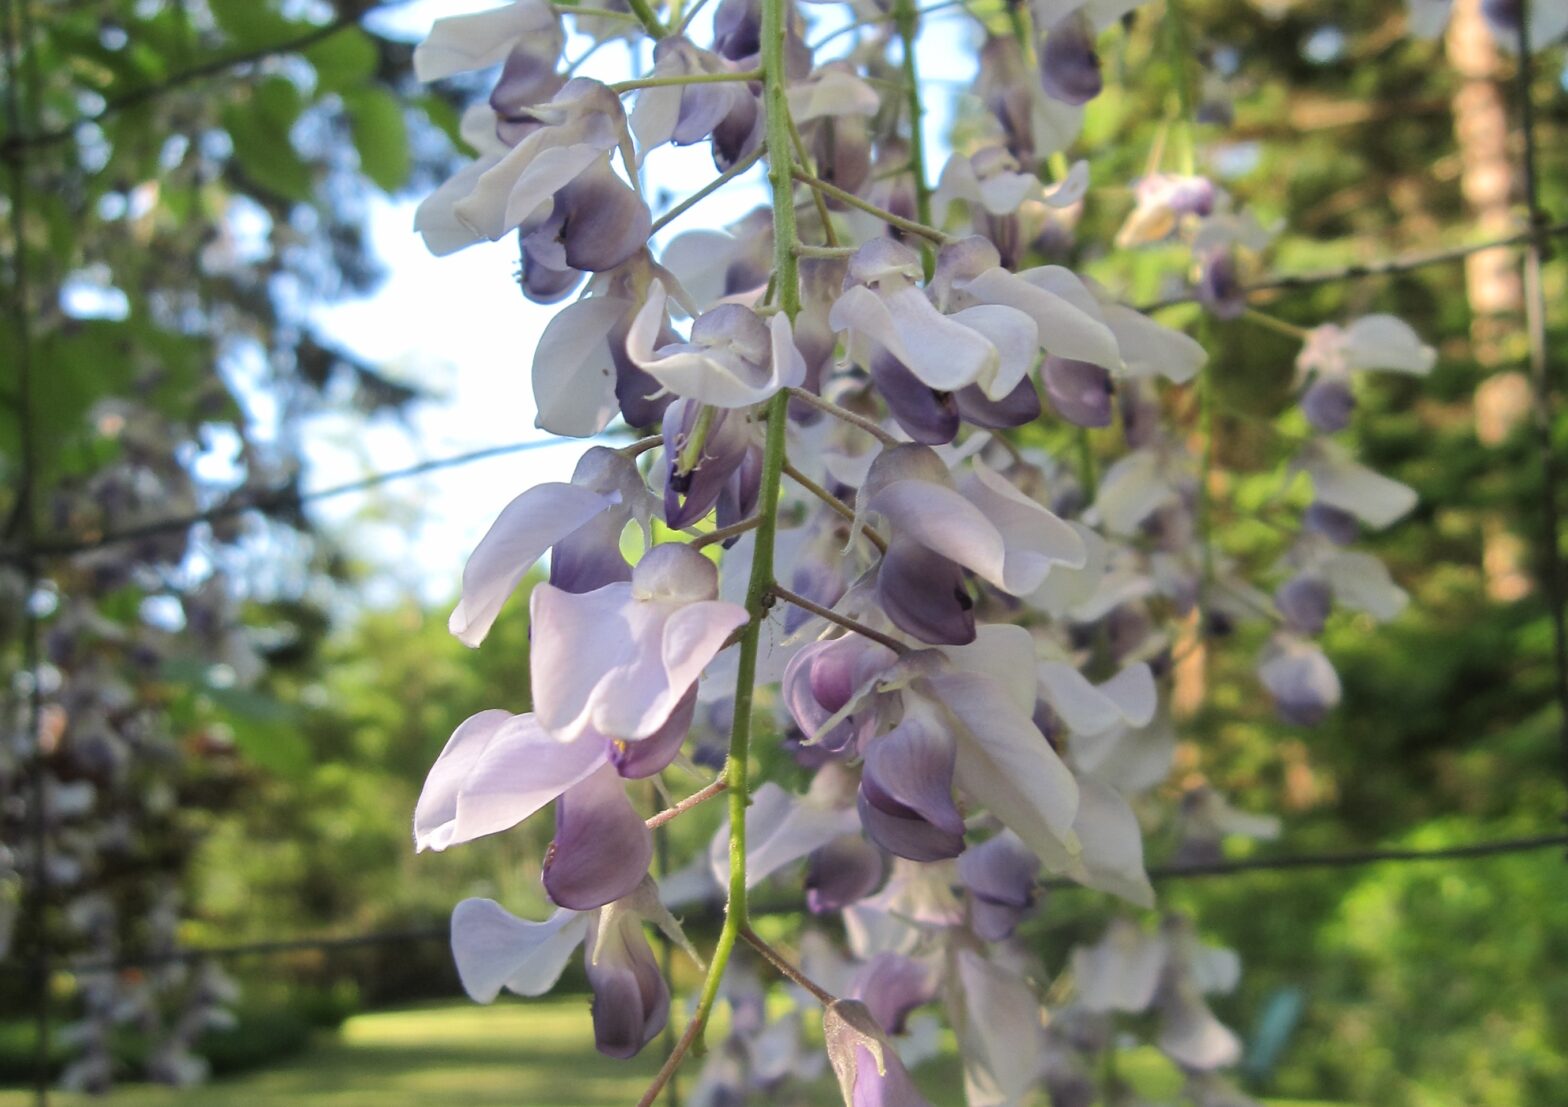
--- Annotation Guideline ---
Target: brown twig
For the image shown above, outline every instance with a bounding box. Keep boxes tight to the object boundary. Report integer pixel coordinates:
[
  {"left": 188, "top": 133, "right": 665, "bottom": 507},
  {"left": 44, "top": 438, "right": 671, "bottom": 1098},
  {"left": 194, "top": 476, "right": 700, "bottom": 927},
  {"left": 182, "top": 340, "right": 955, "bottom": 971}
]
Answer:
[
  {"left": 739, "top": 926, "right": 836, "bottom": 1005},
  {"left": 771, "top": 584, "right": 908, "bottom": 653},
  {"left": 645, "top": 779, "right": 728, "bottom": 830}
]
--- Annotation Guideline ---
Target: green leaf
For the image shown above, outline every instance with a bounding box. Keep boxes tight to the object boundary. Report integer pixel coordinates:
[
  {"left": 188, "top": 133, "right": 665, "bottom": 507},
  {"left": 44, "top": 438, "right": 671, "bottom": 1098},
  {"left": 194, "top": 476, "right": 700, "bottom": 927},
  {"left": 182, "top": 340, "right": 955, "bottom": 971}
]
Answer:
[
  {"left": 1116, "top": 1045, "right": 1185, "bottom": 1102},
  {"left": 305, "top": 28, "right": 379, "bottom": 93},
  {"left": 208, "top": 0, "right": 298, "bottom": 47},
  {"left": 222, "top": 75, "right": 313, "bottom": 202},
  {"left": 344, "top": 88, "right": 411, "bottom": 193}
]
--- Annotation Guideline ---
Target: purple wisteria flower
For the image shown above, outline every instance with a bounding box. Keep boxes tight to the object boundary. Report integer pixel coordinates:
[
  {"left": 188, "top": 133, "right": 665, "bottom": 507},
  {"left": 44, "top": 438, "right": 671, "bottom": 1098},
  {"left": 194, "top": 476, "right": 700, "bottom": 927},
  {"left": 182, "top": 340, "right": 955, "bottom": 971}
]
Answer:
[{"left": 530, "top": 543, "right": 749, "bottom": 744}]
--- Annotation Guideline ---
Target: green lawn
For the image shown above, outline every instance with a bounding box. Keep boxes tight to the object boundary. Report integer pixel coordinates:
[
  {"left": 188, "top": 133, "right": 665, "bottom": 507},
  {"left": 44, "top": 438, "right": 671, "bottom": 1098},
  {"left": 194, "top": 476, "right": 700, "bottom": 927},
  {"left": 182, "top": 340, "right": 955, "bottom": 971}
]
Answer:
[{"left": 0, "top": 1000, "right": 1344, "bottom": 1106}]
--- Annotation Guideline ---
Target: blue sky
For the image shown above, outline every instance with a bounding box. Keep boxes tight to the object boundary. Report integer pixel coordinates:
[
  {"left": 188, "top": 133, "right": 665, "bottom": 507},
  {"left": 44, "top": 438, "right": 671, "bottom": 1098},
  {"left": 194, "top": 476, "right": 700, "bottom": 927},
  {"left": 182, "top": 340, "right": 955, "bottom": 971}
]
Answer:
[{"left": 305, "top": 0, "right": 977, "bottom": 604}]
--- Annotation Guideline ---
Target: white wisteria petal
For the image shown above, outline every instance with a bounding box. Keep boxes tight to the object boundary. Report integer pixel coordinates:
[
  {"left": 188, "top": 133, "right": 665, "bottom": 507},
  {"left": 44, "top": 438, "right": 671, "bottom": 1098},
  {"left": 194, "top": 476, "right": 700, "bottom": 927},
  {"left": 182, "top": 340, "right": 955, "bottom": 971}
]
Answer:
[
  {"left": 415, "top": 712, "right": 607, "bottom": 851},
  {"left": 953, "top": 950, "right": 1045, "bottom": 1107},
  {"left": 946, "top": 305, "right": 1039, "bottom": 399},
  {"left": 626, "top": 281, "right": 804, "bottom": 407},
  {"left": 1071, "top": 716, "right": 1176, "bottom": 794},
  {"left": 788, "top": 68, "right": 881, "bottom": 120},
  {"left": 1071, "top": 918, "right": 1167, "bottom": 1013},
  {"left": 870, "top": 478, "right": 1075, "bottom": 597},
  {"left": 456, "top": 140, "right": 608, "bottom": 242},
  {"left": 928, "top": 670, "right": 1081, "bottom": 871},
  {"left": 1303, "top": 444, "right": 1417, "bottom": 528},
  {"left": 1341, "top": 314, "right": 1436, "bottom": 375},
  {"left": 414, "top": 0, "right": 557, "bottom": 82},
  {"left": 708, "top": 781, "right": 862, "bottom": 889},
  {"left": 964, "top": 459, "right": 1087, "bottom": 573},
  {"left": 530, "top": 546, "right": 749, "bottom": 743},
  {"left": 1188, "top": 943, "right": 1243, "bottom": 995},
  {"left": 941, "top": 624, "right": 1038, "bottom": 714},
  {"left": 1159, "top": 984, "right": 1242, "bottom": 1071},
  {"left": 1042, "top": 159, "right": 1091, "bottom": 207},
  {"left": 1095, "top": 450, "right": 1180, "bottom": 534},
  {"left": 1098, "top": 663, "right": 1157, "bottom": 727},
  {"left": 449, "top": 481, "right": 614, "bottom": 646},
  {"left": 1100, "top": 302, "right": 1206, "bottom": 384},
  {"left": 1038, "top": 663, "right": 1119, "bottom": 736},
  {"left": 1027, "top": 521, "right": 1106, "bottom": 616},
  {"left": 414, "top": 157, "right": 495, "bottom": 256},
  {"left": 1323, "top": 549, "right": 1407, "bottom": 620},
  {"left": 532, "top": 296, "right": 629, "bottom": 436},
  {"left": 658, "top": 231, "right": 741, "bottom": 313},
  {"left": 958, "top": 267, "right": 1121, "bottom": 368},
  {"left": 1072, "top": 773, "right": 1154, "bottom": 907},
  {"left": 830, "top": 283, "right": 998, "bottom": 393},
  {"left": 450, "top": 898, "right": 590, "bottom": 1003}
]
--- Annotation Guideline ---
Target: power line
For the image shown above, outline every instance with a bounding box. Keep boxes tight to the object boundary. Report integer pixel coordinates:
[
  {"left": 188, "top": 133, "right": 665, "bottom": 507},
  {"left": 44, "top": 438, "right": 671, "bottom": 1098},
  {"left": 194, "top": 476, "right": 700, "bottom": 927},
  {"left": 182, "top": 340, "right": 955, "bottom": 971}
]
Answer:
[
  {"left": 1139, "top": 219, "right": 1568, "bottom": 312},
  {"left": 1024, "top": 830, "right": 1568, "bottom": 891},
  {"left": 0, "top": 437, "right": 570, "bottom": 562},
  {"left": 18, "top": 829, "right": 1565, "bottom": 976}
]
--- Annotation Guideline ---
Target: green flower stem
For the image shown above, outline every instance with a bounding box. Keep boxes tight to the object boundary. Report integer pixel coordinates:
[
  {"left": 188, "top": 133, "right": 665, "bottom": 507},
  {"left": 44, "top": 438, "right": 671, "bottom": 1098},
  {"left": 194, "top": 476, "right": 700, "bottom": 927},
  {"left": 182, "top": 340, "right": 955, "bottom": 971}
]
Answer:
[
  {"left": 624, "top": 0, "right": 669, "bottom": 39},
  {"left": 791, "top": 167, "right": 950, "bottom": 243},
  {"left": 1164, "top": 0, "right": 1197, "bottom": 176},
  {"left": 636, "top": 2, "right": 798, "bottom": 1099},
  {"left": 1243, "top": 306, "right": 1311, "bottom": 341},
  {"left": 612, "top": 68, "right": 763, "bottom": 94},
  {"left": 893, "top": 0, "right": 936, "bottom": 277}
]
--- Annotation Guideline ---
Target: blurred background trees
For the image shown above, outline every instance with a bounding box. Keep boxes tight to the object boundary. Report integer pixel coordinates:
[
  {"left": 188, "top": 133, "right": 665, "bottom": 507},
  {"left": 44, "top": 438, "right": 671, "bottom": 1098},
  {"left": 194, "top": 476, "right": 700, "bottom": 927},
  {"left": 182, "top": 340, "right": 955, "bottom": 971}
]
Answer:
[{"left": 2, "top": 0, "right": 1566, "bottom": 1103}]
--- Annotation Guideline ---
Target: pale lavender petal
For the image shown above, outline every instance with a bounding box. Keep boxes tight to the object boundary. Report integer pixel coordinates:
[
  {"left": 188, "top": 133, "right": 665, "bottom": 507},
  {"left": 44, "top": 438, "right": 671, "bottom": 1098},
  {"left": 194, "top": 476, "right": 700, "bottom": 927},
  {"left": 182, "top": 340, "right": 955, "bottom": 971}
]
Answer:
[
  {"left": 1043, "top": 355, "right": 1113, "bottom": 427},
  {"left": 544, "top": 763, "right": 653, "bottom": 910},
  {"left": 870, "top": 348, "right": 960, "bottom": 445},
  {"left": 449, "top": 481, "right": 613, "bottom": 647},
  {"left": 806, "top": 835, "right": 886, "bottom": 914},
  {"left": 1258, "top": 640, "right": 1341, "bottom": 726},
  {"left": 1275, "top": 574, "right": 1331, "bottom": 635},
  {"left": 415, "top": 711, "right": 608, "bottom": 852},
  {"left": 550, "top": 509, "right": 634, "bottom": 593},
  {"left": 710, "top": 781, "right": 864, "bottom": 889},
  {"left": 530, "top": 546, "right": 747, "bottom": 742},
  {"left": 554, "top": 155, "right": 652, "bottom": 272},
  {"left": 957, "top": 830, "right": 1041, "bottom": 940},
  {"left": 953, "top": 949, "right": 1046, "bottom": 1104},
  {"left": 1301, "top": 377, "right": 1355, "bottom": 433},
  {"left": 1038, "top": 12, "right": 1102, "bottom": 105},
  {"left": 414, "top": 0, "right": 560, "bottom": 82},
  {"left": 831, "top": 283, "right": 999, "bottom": 394},
  {"left": 663, "top": 400, "right": 752, "bottom": 528},
  {"left": 929, "top": 669, "right": 1080, "bottom": 872},
  {"left": 955, "top": 375, "right": 1041, "bottom": 430},
  {"left": 859, "top": 716, "right": 966, "bottom": 861},
  {"left": 611, "top": 686, "right": 696, "bottom": 779},
  {"left": 850, "top": 953, "right": 936, "bottom": 1035},
  {"left": 532, "top": 295, "right": 629, "bottom": 437},
  {"left": 1304, "top": 501, "right": 1359, "bottom": 545},
  {"left": 585, "top": 906, "right": 669, "bottom": 1058},
  {"left": 449, "top": 898, "right": 589, "bottom": 1003},
  {"left": 876, "top": 538, "right": 976, "bottom": 646},
  {"left": 782, "top": 636, "right": 897, "bottom": 750}
]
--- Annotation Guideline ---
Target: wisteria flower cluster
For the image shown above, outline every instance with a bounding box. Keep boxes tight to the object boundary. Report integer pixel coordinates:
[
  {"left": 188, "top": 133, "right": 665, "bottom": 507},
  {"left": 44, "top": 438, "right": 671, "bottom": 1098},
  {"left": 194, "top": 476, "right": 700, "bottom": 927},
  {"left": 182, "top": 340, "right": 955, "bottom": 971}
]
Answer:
[
  {"left": 1, "top": 399, "right": 261, "bottom": 1091},
  {"left": 409, "top": 0, "right": 1436, "bottom": 1102}
]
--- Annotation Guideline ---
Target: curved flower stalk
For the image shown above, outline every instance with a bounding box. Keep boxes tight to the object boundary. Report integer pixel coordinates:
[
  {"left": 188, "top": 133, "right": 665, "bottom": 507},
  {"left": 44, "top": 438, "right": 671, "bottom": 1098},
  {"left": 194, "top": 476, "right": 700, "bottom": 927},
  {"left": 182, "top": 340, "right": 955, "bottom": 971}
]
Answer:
[{"left": 401, "top": 0, "right": 1443, "bottom": 1101}]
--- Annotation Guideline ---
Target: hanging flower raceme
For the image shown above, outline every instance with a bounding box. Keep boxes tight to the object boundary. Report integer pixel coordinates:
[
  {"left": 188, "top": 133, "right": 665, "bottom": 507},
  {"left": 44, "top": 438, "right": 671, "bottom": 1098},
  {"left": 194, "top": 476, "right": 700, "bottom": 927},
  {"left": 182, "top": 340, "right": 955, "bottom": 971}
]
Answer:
[{"left": 398, "top": 0, "right": 1445, "bottom": 1099}]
